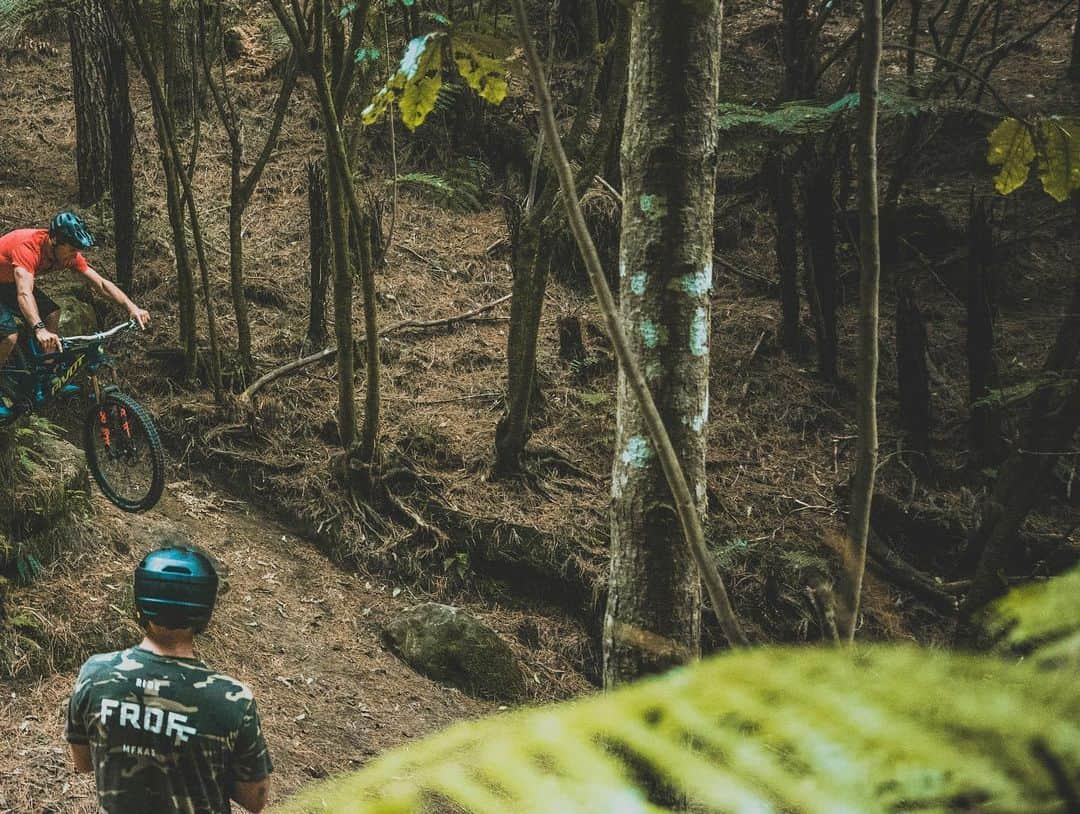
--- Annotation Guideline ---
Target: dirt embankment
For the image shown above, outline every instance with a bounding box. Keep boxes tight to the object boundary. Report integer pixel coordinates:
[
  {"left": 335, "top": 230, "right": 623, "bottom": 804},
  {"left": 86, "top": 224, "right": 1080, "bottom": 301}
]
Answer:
[{"left": 0, "top": 484, "right": 591, "bottom": 813}]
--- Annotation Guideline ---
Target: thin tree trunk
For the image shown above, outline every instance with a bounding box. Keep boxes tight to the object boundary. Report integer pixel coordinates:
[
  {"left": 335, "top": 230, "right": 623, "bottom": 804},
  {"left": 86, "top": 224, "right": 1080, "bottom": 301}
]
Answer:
[
  {"left": 69, "top": 0, "right": 112, "bottom": 206},
  {"left": 156, "top": 113, "right": 198, "bottom": 374},
  {"left": 803, "top": 153, "right": 839, "bottom": 383},
  {"left": 771, "top": 154, "right": 801, "bottom": 355},
  {"left": 356, "top": 208, "right": 380, "bottom": 480},
  {"left": 328, "top": 159, "right": 356, "bottom": 449},
  {"left": 308, "top": 159, "right": 330, "bottom": 346},
  {"left": 967, "top": 198, "right": 1005, "bottom": 464},
  {"left": 837, "top": 0, "right": 883, "bottom": 643},
  {"left": 896, "top": 273, "right": 931, "bottom": 462},
  {"left": 605, "top": 0, "right": 725, "bottom": 685}
]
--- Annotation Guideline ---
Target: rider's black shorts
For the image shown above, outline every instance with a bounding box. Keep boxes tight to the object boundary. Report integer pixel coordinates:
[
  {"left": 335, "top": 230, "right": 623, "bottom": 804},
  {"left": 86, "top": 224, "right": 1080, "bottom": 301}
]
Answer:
[{"left": 0, "top": 283, "right": 60, "bottom": 336}]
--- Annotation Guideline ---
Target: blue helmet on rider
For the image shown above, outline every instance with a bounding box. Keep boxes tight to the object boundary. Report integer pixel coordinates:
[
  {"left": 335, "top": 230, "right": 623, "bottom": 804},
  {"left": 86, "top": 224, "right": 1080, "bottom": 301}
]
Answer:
[
  {"left": 134, "top": 546, "right": 219, "bottom": 633},
  {"left": 49, "top": 211, "right": 94, "bottom": 250}
]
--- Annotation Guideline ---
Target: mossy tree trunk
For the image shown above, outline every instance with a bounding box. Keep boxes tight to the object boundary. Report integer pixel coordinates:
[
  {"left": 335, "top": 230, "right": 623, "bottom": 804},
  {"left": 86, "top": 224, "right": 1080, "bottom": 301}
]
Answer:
[{"left": 604, "top": 0, "right": 724, "bottom": 686}]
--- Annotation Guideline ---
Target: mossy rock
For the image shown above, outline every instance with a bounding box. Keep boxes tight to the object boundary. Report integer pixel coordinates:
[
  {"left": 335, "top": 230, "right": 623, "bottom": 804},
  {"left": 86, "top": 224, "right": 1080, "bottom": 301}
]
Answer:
[{"left": 382, "top": 603, "right": 525, "bottom": 701}]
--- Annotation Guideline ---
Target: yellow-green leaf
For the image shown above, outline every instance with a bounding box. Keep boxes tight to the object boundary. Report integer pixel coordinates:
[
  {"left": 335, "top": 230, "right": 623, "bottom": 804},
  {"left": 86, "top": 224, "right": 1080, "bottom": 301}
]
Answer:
[
  {"left": 1037, "top": 117, "right": 1080, "bottom": 203},
  {"left": 361, "top": 33, "right": 446, "bottom": 131},
  {"left": 452, "top": 28, "right": 510, "bottom": 106},
  {"left": 987, "top": 117, "right": 1036, "bottom": 196},
  {"left": 274, "top": 644, "right": 1080, "bottom": 814},
  {"left": 398, "top": 37, "right": 443, "bottom": 131}
]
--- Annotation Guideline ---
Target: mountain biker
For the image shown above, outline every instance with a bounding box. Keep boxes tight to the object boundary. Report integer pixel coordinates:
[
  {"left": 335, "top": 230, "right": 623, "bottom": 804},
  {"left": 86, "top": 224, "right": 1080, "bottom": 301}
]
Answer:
[
  {"left": 66, "top": 543, "right": 273, "bottom": 813},
  {"left": 0, "top": 212, "right": 150, "bottom": 416}
]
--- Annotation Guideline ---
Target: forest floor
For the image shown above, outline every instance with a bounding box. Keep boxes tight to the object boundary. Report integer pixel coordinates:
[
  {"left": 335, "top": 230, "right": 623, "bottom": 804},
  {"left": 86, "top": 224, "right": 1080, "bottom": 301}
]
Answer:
[
  {"left": 0, "top": 484, "right": 589, "bottom": 813},
  {"left": 1, "top": 0, "right": 1079, "bottom": 807}
]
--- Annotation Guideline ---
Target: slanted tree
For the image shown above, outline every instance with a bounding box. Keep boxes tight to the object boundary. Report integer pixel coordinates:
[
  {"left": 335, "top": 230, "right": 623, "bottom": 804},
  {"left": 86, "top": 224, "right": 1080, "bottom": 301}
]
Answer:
[
  {"left": 1072, "top": 1, "right": 1080, "bottom": 80},
  {"left": 605, "top": 0, "right": 725, "bottom": 684},
  {"left": 966, "top": 198, "right": 1005, "bottom": 464}
]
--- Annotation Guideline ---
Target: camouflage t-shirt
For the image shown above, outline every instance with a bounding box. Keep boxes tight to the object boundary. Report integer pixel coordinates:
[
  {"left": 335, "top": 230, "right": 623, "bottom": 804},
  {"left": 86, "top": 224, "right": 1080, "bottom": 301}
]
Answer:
[{"left": 66, "top": 647, "right": 273, "bottom": 814}]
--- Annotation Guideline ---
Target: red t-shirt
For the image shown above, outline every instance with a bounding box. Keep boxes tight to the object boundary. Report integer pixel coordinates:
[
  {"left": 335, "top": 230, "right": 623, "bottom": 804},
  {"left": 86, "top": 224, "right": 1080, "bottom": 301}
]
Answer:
[{"left": 0, "top": 228, "right": 90, "bottom": 284}]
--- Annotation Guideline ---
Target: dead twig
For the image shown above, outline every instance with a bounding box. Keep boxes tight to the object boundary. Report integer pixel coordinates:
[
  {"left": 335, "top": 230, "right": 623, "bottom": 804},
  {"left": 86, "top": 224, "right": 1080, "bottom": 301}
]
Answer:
[{"left": 239, "top": 295, "right": 512, "bottom": 402}]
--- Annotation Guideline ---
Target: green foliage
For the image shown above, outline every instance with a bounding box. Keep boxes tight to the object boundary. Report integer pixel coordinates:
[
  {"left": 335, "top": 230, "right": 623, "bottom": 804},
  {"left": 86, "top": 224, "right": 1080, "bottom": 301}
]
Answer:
[
  {"left": 276, "top": 643, "right": 1080, "bottom": 813},
  {"left": 987, "top": 566, "right": 1080, "bottom": 669},
  {"left": 362, "top": 23, "right": 511, "bottom": 131},
  {"left": 987, "top": 117, "right": 1080, "bottom": 201},
  {"left": 0, "top": 0, "right": 57, "bottom": 49},
  {"left": 716, "top": 89, "right": 963, "bottom": 147}
]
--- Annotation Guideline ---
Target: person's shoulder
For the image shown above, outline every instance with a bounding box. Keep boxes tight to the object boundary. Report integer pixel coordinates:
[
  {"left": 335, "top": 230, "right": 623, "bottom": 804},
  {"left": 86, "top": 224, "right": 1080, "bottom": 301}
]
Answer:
[
  {"left": 191, "top": 666, "right": 258, "bottom": 707},
  {"left": 73, "top": 649, "right": 130, "bottom": 688}
]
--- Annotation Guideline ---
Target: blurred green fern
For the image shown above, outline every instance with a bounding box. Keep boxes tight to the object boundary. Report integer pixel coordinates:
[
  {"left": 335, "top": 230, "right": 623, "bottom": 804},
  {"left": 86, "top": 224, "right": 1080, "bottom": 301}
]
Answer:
[
  {"left": 988, "top": 566, "right": 1080, "bottom": 669},
  {"left": 275, "top": 574, "right": 1080, "bottom": 814},
  {"left": 0, "top": 0, "right": 58, "bottom": 48}
]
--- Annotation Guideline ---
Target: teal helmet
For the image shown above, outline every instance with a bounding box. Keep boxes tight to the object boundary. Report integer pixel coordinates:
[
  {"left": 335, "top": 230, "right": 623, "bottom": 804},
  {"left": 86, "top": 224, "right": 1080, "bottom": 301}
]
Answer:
[
  {"left": 49, "top": 211, "right": 94, "bottom": 249},
  {"left": 134, "top": 547, "right": 219, "bottom": 633}
]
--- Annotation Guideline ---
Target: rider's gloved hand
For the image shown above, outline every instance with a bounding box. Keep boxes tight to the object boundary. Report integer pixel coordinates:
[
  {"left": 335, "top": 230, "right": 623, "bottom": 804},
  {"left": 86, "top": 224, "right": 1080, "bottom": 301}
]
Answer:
[
  {"left": 35, "top": 325, "right": 61, "bottom": 353},
  {"left": 128, "top": 306, "right": 151, "bottom": 330}
]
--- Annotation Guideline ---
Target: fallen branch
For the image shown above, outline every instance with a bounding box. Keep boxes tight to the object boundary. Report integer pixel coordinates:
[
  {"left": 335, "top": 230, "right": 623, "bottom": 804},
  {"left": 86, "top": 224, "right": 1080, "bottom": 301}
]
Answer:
[
  {"left": 867, "top": 531, "right": 958, "bottom": 614},
  {"left": 239, "top": 295, "right": 512, "bottom": 403}
]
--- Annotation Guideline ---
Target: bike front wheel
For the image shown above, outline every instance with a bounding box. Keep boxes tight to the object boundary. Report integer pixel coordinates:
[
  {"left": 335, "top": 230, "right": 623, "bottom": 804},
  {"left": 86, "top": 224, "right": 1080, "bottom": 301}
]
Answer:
[{"left": 83, "top": 391, "right": 165, "bottom": 512}]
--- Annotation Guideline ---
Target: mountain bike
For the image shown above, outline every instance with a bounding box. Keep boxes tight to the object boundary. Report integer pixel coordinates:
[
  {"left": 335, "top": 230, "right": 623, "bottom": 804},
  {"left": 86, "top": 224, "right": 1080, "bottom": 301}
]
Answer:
[{"left": 0, "top": 319, "right": 165, "bottom": 512}]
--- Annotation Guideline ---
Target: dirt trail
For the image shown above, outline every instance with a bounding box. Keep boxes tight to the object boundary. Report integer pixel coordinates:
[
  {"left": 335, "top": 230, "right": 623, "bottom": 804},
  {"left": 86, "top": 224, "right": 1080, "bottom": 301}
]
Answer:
[{"left": 0, "top": 480, "right": 553, "bottom": 813}]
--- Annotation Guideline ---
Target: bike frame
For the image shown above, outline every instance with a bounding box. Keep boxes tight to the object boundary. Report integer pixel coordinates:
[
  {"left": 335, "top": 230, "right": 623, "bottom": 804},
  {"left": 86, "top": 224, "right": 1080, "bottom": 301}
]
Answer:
[{"left": 2, "top": 320, "right": 136, "bottom": 420}]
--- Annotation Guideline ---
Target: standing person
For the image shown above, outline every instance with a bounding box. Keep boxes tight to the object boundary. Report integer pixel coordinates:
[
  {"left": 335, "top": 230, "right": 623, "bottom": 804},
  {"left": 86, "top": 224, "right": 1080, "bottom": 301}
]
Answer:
[
  {"left": 0, "top": 212, "right": 150, "bottom": 416},
  {"left": 66, "top": 543, "right": 273, "bottom": 813}
]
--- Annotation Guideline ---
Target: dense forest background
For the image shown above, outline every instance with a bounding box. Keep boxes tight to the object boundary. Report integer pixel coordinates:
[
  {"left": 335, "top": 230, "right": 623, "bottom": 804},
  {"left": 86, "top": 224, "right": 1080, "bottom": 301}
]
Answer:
[{"left": 0, "top": 0, "right": 1078, "bottom": 809}]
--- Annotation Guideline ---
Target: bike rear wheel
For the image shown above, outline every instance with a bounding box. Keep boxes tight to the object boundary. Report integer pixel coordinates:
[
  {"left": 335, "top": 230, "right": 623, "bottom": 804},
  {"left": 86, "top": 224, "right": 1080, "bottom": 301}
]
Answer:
[{"left": 83, "top": 391, "right": 165, "bottom": 512}]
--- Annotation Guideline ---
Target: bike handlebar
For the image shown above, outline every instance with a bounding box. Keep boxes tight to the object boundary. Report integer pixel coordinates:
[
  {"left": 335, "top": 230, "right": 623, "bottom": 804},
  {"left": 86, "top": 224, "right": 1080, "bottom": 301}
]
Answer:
[{"left": 60, "top": 319, "right": 141, "bottom": 349}]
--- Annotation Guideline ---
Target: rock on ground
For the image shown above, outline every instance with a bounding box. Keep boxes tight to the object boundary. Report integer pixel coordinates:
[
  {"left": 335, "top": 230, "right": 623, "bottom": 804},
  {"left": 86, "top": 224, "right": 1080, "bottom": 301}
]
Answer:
[{"left": 382, "top": 602, "right": 526, "bottom": 701}]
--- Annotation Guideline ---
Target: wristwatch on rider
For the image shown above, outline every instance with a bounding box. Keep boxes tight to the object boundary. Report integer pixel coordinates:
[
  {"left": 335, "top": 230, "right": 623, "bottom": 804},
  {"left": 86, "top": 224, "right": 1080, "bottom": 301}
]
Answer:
[{"left": 32, "top": 321, "right": 46, "bottom": 332}]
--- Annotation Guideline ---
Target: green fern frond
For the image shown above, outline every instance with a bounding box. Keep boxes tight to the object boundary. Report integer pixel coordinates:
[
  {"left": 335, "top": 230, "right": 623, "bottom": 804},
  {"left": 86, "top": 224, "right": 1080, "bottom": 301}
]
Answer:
[
  {"left": 988, "top": 566, "right": 1080, "bottom": 668},
  {"left": 275, "top": 645, "right": 1080, "bottom": 813},
  {"left": 395, "top": 171, "right": 484, "bottom": 213}
]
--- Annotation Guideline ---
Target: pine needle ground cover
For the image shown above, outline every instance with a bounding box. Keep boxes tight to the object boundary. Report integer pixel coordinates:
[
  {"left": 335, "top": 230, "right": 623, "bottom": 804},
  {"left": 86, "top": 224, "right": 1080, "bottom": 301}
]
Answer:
[{"left": 276, "top": 644, "right": 1080, "bottom": 813}]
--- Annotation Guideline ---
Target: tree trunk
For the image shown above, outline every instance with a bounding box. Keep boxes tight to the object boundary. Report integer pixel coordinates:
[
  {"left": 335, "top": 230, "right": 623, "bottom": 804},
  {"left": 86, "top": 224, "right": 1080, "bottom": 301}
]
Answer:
[
  {"left": 308, "top": 159, "right": 330, "bottom": 346},
  {"left": 356, "top": 205, "right": 381, "bottom": 483},
  {"left": 157, "top": 114, "right": 198, "bottom": 375},
  {"left": 803, "top": 152, "right": 839, "bottom": 383},
  {"left": 895, "top": 273, "right": 932, "bottom": 463},
  {"left": 69, "top": 0, "right": 113, "bottom": 206},
  {"left": 228, "top": 176, "right": 252, "bottom": 377},
  {"left": 967, "top": 198, "right": 1005, "bottom": 464},
  {"left": 605, "top": 0, "right": 723, "bottom": 686},
  {"left": 837, "top": 0, "right": 883, "bottom": 643},
  {"left": 770, "top": 154, "right": 801, "bottom": 355},
  {"left": 328, "top": 154, "right": 356, "bottom": 450},
  {"left": 493, "top": 217, "right": 549, "bottom": 475},
  {"left": 105, "top": 8, "right": 135, "bottom": 291}
]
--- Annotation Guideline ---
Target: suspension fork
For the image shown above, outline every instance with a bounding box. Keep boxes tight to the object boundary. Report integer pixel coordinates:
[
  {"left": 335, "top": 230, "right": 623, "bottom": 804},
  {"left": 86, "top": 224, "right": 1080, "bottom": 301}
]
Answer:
[{"left": 90, "top": 375, "right": 113, "bottom": 451}]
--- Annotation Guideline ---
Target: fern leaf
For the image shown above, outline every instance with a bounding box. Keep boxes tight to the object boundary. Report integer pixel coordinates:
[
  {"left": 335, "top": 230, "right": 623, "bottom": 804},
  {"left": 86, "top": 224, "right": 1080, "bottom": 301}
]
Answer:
[
  {"left": 275, "top": 645, "right": 1080, "bottom": 813},
  {"left": 451, "top": 22, "right": 511, "bottom": 105},
  {"left": 362, "top": 33, "right": 447, "bottom": 131},
  {"left": 988, "top": 566, "right": 1080, "bottom": 668}
]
